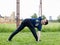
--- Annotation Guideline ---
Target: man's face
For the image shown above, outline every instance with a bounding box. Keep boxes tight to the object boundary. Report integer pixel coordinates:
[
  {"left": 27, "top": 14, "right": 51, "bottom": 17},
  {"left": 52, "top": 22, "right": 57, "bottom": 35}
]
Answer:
[{"left": 41, "top": 19, "right": 47, "bottom": 25}]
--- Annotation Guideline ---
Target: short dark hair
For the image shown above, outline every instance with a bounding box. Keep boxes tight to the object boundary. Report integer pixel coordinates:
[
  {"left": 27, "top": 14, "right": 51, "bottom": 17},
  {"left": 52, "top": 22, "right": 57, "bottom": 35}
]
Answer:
[{"left": 45, "top": 20, "right": 48, "bottom": 25}]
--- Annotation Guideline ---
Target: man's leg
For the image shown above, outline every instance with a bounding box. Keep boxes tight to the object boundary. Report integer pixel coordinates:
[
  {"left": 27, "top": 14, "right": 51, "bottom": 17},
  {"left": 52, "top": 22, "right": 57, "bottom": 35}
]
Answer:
[
  {"left": 26, "top": 20, "right": 38, "bottom": 41},
  {"left": 8, "top": 21, "right": 26, "bottom": 41}
]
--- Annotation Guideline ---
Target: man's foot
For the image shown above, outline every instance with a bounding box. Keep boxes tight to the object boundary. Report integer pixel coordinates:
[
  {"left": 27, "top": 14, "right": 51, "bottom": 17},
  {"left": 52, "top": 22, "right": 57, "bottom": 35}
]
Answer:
[
  {"left": 6, "top": 39, "right": 11, "bottom": 42},
  {"left": 36, "top": 39, "right": 39, "bottom": 42},
  {"left": 8, "top": 38, "right": 12, "bottom": 41}
]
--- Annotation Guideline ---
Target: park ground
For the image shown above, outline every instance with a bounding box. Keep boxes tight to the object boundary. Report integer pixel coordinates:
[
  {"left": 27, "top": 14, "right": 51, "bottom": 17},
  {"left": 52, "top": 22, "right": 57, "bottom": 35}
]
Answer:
[
  {"left": 0, "top": 23, "right": 60, "bottom": 45},
  {"left": 0, "top": 32, "right": 60, "bottom": 45}
]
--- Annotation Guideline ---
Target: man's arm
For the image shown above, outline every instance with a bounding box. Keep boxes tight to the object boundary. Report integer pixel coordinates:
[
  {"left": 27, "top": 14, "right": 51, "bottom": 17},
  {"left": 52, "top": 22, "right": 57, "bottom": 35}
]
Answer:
[
  {"left": 37, "top": 31, "right": 41, "bottom": 41},
  {"left": 37, "top": 25, "right": 42, "bottom": 41}
]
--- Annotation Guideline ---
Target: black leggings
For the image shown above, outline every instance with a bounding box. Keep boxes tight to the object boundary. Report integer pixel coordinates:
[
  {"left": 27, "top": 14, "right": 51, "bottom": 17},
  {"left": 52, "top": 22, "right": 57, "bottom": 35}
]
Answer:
[{"left": 8, "top": 19, "right": 38, "bottom": 41}]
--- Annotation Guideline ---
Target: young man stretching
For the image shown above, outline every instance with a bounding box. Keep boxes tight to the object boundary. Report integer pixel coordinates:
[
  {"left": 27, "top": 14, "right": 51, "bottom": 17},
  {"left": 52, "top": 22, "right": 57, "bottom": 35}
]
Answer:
[{"left": 8, "top": 17, "right": 48, "bottom": 42}]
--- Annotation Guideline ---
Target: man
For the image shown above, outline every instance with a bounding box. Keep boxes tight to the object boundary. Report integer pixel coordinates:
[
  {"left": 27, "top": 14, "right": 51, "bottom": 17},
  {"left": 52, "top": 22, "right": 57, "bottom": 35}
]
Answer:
[{"left": 8, "top": 17, "right": 48, "bottom": 42}]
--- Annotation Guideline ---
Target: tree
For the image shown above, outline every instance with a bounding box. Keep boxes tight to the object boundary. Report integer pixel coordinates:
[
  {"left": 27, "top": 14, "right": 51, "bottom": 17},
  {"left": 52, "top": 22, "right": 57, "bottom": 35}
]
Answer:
[
  {"left": 42, "top": 15, "right": 46, "bottom": 19},
  {"left": 57, "top": 15, "right": 60, "bottom": 22},
  {"left": 31, "top": 13, "right": 37, "bottom": 18},
  {"left": 31, "top": 13, "right": 46, "bottom": 19}
]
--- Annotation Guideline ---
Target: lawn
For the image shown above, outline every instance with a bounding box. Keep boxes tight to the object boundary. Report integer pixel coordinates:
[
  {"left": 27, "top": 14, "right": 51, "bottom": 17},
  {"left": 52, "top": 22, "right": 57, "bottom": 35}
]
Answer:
[
  {"left": 0, "top": 32, "right": 60, "bottom": 45},
  {"left": 0, "top": 23, "right": 60, "bottom": 32},
  {"left": 0, "top": 23, "right": 60, "bottom": 45}
]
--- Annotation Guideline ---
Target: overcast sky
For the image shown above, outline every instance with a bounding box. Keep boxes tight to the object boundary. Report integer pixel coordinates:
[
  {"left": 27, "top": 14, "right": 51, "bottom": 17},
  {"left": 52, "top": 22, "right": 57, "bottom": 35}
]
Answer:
[{"left": 0, "top": 0, "right": 60, "bottom": 20}]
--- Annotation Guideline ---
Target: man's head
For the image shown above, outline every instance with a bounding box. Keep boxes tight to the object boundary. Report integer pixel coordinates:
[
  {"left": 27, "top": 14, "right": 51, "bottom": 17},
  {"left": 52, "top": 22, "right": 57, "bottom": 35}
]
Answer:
[{"left": 41, "top": 19, "right": 48, "bottom": 25}]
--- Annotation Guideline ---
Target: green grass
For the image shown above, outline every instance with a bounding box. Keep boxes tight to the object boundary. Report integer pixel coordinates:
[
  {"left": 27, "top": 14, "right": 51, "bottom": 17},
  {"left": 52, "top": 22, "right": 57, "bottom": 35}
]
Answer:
[
  {"left": 0, "top": 23, "right": 60, "bottom": 45},
  {"left": 0, "top": 23, "right": 60, "bottom": 32},
  {"left": 0, "top": 32, "right": 60, "bottom": 45},
  {"left": 42, "top": 22, "right": 60, "bottom": 32},
  {"left": 0, "top": 23, "right": 16, "bottom": 32}
]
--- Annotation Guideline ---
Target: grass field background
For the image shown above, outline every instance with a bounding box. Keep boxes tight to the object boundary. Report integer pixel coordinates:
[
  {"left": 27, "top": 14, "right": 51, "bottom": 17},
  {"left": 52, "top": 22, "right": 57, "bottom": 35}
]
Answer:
[
  {"left": 0, "top": 22, "right": 60, "bottom": 32},
  {"left": 0, "top": 23, "right": 60, "bottom": 45},
  {"left": 0, "top": 32, "right": 60, "bottom": 45}
]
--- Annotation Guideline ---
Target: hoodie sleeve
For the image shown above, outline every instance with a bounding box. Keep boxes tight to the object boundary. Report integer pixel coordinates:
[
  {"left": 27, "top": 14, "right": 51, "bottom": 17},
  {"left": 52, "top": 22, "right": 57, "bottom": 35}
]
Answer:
[{"left": 37, "top": 24, "right": 42, "bottom": 31}]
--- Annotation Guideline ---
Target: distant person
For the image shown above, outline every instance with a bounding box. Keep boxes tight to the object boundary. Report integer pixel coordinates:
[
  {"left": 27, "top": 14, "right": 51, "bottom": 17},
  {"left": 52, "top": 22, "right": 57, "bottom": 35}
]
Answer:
[{"left": 8, "top": 17, "right": 48, "bottom": 42}]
